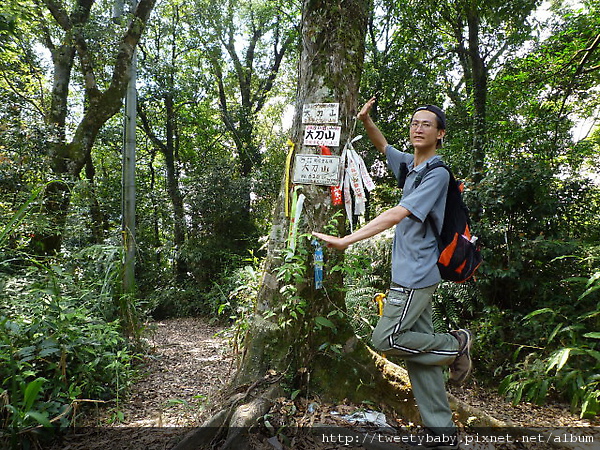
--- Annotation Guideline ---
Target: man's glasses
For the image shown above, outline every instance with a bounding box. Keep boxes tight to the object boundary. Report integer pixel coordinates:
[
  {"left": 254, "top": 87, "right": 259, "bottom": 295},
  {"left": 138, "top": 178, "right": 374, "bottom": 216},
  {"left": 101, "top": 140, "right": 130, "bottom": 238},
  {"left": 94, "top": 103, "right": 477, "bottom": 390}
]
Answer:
[{"left": 410, "top": 120, "right": 436, "bottom": 130}]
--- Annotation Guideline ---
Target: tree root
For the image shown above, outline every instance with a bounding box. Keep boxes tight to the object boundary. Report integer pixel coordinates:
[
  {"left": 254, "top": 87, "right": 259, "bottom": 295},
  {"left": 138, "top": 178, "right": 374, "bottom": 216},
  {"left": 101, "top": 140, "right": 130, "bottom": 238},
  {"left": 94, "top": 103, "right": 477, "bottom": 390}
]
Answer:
[{"left": 173, "top": 379, "right": 283, "bottom": 450}]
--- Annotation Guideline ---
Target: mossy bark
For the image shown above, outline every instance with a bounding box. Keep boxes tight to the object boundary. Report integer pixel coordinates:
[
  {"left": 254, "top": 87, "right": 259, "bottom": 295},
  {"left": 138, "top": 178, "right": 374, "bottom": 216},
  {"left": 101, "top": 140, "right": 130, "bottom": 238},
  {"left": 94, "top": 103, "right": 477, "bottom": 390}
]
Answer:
[{"left": 232, "top": 0, "right": 374, "bottom": 397}]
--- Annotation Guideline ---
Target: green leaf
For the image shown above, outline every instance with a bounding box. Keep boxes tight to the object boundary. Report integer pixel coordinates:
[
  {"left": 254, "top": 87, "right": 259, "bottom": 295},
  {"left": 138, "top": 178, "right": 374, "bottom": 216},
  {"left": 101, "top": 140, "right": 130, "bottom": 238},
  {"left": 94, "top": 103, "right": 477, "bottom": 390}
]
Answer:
[
  {"left": 0, "top": 184, "right": 44, "bottom": 247},
  {"left": 318, "top": 342, "right": 329, "bottom": 351},
  {"left": 546, "top": 323, "right": 564, "bottom": 345},
  {"left": 38, "top": 347, "right": 59, "bottom": 357},
  {"left": 585, "top": 271, "right": 600, "bottom": 288},
  {"left": 579, "top": 284, "right": 600, "bottom": 301},
  {"left": 498, "top": 376, "right": 512, "bottom": 396},
  {"left": 537, "top": 379, "right": 549, "bottom": 404},
  {"left": 165, "top": 398, "right": 188, "bottom": 407},
  {"left": 23, "top": 377, "right": 46, "bottom": 411},
  {"left": 39, "top": 339, "right": 60, "bottom": 357},
  {"left": 546, "top": 348, "right": 571, "bottom": 373},
  {"left": 25, "top": 410, "right": 52, "bottom": 428},
  {"left": 314, "top": 316, "right": 335, "bottom": 329},
  {"left": 513, "top": 383, "right": 524, "bottom": 405},
  {"left": 583, "top": 332, "right": 600, "bottom": 340},
  {"left": 17, "top": 345, "right": 36, "bottom": 359},
  {"left": 583, "top": 349, "right": 600, "bottom": 361},
  {"left": 522, "top": 308, "right": 555, "bottom": 321},
  {"left": 578, "top": 310, "right": 600, "bottom": 320}
]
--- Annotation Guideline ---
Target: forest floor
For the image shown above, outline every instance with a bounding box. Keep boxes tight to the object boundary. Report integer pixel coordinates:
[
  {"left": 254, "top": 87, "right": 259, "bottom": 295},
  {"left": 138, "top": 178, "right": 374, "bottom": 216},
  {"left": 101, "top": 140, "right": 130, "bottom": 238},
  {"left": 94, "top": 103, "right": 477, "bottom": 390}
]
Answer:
[{"left": 54, "top": 317, "right": 598, "bottom": 450}]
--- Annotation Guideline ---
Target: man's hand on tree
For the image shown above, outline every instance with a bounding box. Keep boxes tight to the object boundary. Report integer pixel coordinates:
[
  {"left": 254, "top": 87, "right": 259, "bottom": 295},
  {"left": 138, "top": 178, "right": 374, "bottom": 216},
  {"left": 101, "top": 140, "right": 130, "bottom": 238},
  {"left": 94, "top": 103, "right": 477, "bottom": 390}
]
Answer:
[{"left": 312, "top": 232, "right": 349, "bottom": 251}]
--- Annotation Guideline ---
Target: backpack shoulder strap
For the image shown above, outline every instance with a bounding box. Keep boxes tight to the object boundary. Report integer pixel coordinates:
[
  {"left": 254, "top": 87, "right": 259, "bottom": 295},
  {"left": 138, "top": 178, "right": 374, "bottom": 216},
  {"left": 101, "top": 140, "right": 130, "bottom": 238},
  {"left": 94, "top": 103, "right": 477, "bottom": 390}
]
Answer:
[
  {"left": 421, "top": 160, "right": 452, "bottom": 249},
  {"left": 397, "top": 162, "right": 409, "bottom": 189},
  {"left": 413, "top": 159, "right": 450, "bottom": 189}
]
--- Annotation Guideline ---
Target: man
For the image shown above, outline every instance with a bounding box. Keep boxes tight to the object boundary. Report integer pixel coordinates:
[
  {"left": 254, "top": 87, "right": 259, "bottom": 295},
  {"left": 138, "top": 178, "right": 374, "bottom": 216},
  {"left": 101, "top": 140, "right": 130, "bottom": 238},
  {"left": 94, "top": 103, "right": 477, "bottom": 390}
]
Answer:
[{"left": 312, "top": 97, "right": 472, "bottom": 448}]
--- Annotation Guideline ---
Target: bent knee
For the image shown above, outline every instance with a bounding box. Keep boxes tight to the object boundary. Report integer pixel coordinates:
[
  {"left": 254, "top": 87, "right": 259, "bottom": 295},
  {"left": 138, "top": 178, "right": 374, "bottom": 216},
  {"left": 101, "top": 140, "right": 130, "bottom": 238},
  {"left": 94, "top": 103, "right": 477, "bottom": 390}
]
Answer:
[
  {"left": 372, "top": 331, "right": 416, "bottom": 357},
  {"left": 371, "top": 333, "right": 391, "bottom": 351}
]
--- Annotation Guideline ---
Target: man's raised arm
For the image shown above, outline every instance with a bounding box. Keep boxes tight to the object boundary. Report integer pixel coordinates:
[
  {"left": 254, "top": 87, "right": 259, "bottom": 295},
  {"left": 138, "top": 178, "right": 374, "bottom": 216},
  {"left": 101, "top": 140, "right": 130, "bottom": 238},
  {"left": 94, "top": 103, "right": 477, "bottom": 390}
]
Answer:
[{"left": 357, "top": 97, "right": 388, "bottom": 154}]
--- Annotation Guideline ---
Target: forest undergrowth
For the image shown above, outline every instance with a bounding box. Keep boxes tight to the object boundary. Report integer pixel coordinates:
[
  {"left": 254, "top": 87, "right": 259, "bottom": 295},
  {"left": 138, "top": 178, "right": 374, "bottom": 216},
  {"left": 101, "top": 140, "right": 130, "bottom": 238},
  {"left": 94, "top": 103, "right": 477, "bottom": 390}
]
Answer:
[{"left": 41, "top": 316, "right": 599, "bottom": 450}]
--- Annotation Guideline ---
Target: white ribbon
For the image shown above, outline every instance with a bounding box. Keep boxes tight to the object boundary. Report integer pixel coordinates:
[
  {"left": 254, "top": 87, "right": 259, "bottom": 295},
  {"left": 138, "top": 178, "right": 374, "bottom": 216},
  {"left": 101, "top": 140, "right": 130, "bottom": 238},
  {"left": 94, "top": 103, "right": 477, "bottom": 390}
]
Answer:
[
  {"left": 340, "top": 135, "right": 376, "bottom": 229},
  {"left": 348, "top": 152, "right": 365, "bottom": 210},
  {"left": 343, "top": 167, "right": 353, "bottom": 232}
]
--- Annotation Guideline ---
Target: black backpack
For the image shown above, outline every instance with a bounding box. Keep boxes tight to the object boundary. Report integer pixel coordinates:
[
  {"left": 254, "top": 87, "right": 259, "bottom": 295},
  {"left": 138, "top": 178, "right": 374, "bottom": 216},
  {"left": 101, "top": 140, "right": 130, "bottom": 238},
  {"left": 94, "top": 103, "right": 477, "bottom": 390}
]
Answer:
[{"left": 398, "top": 160, "right": 482, "bottom": 283}]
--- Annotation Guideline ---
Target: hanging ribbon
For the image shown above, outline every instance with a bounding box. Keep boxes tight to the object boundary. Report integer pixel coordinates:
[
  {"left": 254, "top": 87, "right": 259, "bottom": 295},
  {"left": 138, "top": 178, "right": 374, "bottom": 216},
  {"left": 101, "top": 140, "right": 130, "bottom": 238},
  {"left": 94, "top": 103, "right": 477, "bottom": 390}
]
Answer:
[
  {"left": 343, "top": 165, "right": 353, "bottom": 232},
  {"left": 319, "top": 145, "right": 343, "bottom": 205},
  {"left": 340, "top": 135, "right": 376, "bottom": 230},
  {"left": 288, "top": 186, "right": 305, "bottom": 255},
  {"left": 346, "top": 145, "right": 367, "bottom": 216},
  {"left": 284, "top": 139, "right": 295, "bottom": 217}
]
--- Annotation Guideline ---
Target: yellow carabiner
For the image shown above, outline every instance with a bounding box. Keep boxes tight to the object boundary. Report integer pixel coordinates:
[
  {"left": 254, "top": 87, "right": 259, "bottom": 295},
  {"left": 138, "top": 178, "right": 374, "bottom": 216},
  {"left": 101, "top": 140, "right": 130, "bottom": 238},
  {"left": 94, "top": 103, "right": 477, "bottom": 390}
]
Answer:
[{"left": 373, "top": 293, "right": 386, "bottom": 316}]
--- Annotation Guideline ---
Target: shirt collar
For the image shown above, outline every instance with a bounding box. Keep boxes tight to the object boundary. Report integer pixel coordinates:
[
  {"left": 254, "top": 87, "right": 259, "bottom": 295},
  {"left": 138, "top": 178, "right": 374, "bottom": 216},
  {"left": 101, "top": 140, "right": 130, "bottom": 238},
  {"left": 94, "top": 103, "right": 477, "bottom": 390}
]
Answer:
[{"left": 408, "top": 154, "right": 441, "bottom": 173}]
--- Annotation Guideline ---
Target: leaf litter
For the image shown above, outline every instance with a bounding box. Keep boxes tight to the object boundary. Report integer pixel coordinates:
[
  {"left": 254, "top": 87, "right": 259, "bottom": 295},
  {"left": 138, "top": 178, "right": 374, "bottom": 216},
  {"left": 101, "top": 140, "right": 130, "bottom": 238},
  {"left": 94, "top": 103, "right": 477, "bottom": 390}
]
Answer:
[{"left": 53, "top": 317, "right": 598, "bottom": 449}]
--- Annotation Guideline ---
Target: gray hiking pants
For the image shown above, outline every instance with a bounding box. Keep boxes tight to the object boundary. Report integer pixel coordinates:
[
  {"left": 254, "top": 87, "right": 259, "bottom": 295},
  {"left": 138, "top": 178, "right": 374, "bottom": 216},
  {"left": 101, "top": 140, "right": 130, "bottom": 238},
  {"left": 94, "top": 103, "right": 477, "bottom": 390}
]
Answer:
[{"left": 371, "top": 283, "right": 459, "bottom": 431}]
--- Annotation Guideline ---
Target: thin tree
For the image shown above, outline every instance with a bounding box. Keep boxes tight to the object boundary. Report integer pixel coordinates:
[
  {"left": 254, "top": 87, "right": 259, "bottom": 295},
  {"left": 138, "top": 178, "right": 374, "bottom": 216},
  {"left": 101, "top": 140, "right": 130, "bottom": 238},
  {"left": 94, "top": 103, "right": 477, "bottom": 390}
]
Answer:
[{"left": 137, "top": 0, "right": 189, "bottom": 279}]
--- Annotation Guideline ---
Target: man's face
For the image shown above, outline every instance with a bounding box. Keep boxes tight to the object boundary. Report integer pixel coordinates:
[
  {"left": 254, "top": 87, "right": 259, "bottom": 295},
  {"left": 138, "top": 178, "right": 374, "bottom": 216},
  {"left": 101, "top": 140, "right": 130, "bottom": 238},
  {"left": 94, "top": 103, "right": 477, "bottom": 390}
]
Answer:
[{"left": 409, "top": 110, "right": 445, "bottom": 150}]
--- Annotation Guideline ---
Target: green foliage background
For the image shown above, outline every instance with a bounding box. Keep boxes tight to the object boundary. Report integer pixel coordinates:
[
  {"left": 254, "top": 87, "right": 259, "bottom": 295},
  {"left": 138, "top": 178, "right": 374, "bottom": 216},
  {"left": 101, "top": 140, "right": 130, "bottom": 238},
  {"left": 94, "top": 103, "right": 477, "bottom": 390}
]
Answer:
[{"left": 0, "top": 0, "right": 599, "bottom": 438}]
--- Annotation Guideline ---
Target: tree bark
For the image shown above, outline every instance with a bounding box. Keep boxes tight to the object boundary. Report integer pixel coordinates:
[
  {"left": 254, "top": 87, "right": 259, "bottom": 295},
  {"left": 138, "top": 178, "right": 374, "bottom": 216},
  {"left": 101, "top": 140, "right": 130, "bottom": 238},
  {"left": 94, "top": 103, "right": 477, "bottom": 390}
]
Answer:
[
  {"left": 466, "top": 5, "right": 487, "bottom": 188},
  {"left": 232, "top": 0, "right": 373, "bottom": 394}
]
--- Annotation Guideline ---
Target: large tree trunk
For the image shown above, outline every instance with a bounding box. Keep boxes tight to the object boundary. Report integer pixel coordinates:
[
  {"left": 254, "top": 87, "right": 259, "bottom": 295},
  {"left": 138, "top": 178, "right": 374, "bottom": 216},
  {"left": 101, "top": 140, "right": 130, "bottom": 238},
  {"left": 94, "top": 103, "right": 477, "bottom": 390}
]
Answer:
[
  {"left": 233, "top": 0, "right": 373, "bottom": 393},
  {"left": 173, "top": 1, "right": 423, "bottom": 448}
]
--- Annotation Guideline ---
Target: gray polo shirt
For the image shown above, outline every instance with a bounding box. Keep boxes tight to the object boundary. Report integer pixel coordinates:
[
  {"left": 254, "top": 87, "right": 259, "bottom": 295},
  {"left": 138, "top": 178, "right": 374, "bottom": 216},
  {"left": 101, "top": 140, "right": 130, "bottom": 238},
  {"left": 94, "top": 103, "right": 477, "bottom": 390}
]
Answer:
[{"left": 386, "top": 144, "right": 449, "bottom": 289}]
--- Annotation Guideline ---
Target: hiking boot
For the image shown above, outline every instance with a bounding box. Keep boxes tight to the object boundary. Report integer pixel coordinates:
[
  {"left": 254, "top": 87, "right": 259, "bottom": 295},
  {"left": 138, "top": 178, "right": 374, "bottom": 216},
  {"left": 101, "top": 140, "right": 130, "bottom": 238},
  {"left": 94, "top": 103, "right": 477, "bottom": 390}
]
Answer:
[
  {"left": 407, "top": 427, "right": 459, "bottom": 449},
  {"left": 449, "top": 329, "right": 472, "bottom": 385}
]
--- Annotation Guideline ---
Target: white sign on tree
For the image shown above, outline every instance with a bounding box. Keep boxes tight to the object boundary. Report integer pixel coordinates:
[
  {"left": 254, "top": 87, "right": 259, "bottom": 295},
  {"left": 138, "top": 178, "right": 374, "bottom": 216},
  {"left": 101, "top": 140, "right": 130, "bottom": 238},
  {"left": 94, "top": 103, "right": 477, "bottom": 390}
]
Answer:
[
  {"left": 303, "top": 125, "right": 341, "bottom": 147},
  {"left": 292, "top": 154, "right": 341, "bottom": 186},
  {"left": 301, "top": 103, "right": 339, "bottom": 124}
]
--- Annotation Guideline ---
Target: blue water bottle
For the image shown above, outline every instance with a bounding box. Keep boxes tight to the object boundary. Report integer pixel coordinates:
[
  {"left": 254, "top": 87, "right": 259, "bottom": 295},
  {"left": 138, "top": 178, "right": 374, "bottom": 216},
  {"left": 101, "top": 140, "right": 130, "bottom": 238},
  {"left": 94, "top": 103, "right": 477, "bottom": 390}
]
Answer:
[{"left": 313, "top": 240, "right": 323, "bottom": 290}]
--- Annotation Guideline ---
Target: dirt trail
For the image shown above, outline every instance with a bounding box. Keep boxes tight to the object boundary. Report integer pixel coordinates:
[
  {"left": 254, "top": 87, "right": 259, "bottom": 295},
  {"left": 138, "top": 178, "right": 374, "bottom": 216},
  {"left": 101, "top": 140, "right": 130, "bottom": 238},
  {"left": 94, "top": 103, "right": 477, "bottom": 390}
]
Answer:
[
  {"left": 58, "top": 318, "right": 235, "bottom": 449},
  {"left": 61, "top": 317, "right": 597, "bottom": 449},
  {"left": 113, "top": 318, "right": 235, "bottom": 427}
]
